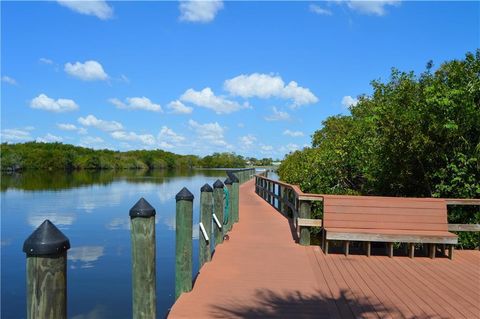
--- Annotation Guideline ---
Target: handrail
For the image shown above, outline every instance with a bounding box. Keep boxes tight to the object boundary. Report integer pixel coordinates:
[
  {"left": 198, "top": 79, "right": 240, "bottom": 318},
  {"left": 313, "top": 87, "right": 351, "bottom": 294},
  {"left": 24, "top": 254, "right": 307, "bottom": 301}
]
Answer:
[{"left": 254, "top": 174, "right": 480, "bottom": 246}]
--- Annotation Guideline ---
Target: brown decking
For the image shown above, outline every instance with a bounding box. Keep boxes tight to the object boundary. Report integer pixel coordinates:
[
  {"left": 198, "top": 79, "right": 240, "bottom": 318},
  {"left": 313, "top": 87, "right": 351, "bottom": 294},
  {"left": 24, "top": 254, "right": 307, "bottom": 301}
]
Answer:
[{"left": 169, "top": 180, "right": 480, "bottom": 319}]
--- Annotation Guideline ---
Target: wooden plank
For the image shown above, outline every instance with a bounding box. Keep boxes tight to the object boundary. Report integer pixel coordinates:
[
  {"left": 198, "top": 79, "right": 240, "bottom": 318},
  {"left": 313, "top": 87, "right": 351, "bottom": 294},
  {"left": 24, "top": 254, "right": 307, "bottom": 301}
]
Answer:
[
  {"left": 448, "top": 224, "right": 480, "bottom": 231},
  {"left": 445, "top": 199, "right": 480, "bottom": 205},
  {"left": 325, "top": 205, "right": 447, "bottom": 216},
  {"left": 325, "top": 231, "right": 458, "bottom": 244},
  {"left": 297, "top": 218, "right": 323, "bottom": 227},
  {"left": 324, "top": 220, "right": 448, "bottom": 231},
  {"left": 325, "top": 200, "right": 445, "bottom": 210},
  {"left": 324, "top": 212, "right": 446, "bottom": 223}
]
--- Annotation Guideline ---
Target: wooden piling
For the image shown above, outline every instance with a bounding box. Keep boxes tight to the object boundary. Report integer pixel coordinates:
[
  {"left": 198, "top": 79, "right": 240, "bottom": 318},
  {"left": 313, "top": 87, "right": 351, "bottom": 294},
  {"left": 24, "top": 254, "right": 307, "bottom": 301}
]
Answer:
[
  {"left": 299, "top": 201, "right": 311, "bottom": 245},
  {"left": 23, "top": 220, "right": 70, "bottom": 319},
  {"left": 224, "top": 177, "right": 233, "bottom": 232},
  {"left": 213, "top": 180, "right": 224, "bottom": 246},
  {"left": 129, "top": 197, "right": 157, "bottom": 317},
  {"left": 199, "top": 184, "right": 213, "bottom": 269},
  {"left": 175, "top": 188, "right": 194, "bottom": 300},
  {"left": 231, "top": 174, "right": 239, "bottom": 223}
]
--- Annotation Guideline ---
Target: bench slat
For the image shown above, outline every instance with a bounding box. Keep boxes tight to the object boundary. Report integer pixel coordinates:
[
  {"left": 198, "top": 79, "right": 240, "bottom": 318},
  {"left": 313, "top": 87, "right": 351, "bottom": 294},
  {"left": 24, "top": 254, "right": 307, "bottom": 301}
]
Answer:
[
  {"left": 325, "top": 220, "right": 448, "bottom": 231},
  {"left": 324, "top": 213, "right": 446, "bottom": 224}
]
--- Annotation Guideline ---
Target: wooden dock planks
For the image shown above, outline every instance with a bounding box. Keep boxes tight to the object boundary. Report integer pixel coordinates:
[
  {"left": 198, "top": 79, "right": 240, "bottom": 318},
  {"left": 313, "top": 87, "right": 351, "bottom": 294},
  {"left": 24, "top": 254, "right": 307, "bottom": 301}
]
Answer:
[{"left": 169, "top": 179, "right": 480, "bottom": 318}]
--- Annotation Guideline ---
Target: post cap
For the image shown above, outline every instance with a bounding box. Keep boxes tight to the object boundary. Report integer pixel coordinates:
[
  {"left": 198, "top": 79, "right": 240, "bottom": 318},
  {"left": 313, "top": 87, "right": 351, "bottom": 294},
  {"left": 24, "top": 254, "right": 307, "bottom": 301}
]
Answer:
[
  {"left": 23, "top": 220, "right": 70, "bottom": 256},
  {"left": 227, "top": 171, "right": 239, "bottom": 183},
  {"left": 213, "top": 179, "right": 224, "bottom": 189},
  {"left": 176, "top": 187, "right": 194, "bottom": 201},
  {"left": 224, "top": 177, "right": 233, "bottom": 185},
  {"left": 129, "top": 197, "right": 156, "bottom": 218},
  {"left": 200, "top": 183, "right": 213, "bottom": 192}
]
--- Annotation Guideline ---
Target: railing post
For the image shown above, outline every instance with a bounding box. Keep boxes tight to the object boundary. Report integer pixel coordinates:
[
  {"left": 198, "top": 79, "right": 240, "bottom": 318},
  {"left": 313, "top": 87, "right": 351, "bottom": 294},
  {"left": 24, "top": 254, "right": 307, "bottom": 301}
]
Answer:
[
  {"left": 224, "top": 177, "right": 233, "bottom": 232},
  {"left": 199, "top": 184, "right": 213, "bottom": 269},
  {"left": 129, "top": 198, "right": 157, "bottom": 317},
  {"left": 175, "top": 188, "right": 194, "bottom": 300},
  {"left": 23, "top": 220, "right": 70, "bottom": 319},
  {"left": 278, "top": 185, "right": 283, "bottom": 214},
  {"left": 299, "top": 200, "right": 311, "bottom": 245},
  {"left": 213, "top": 180, "right": 225, "bottom": 246},
  {"left": 231, "top": 174, "right": 240, "bottom": 223}
]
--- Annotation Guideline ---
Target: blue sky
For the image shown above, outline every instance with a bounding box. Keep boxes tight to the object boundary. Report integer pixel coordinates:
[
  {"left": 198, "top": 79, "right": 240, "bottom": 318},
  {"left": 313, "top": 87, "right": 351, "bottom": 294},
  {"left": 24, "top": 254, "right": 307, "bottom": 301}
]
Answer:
[{"left": 1, "top": 1, "right": 478, "bottom": 159}]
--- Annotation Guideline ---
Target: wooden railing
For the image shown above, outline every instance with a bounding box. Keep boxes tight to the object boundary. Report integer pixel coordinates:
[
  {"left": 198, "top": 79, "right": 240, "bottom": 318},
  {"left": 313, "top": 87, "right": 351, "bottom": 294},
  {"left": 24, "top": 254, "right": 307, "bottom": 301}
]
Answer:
[{"left": 254, "top": 174, "right": 480, "bottom": 247}]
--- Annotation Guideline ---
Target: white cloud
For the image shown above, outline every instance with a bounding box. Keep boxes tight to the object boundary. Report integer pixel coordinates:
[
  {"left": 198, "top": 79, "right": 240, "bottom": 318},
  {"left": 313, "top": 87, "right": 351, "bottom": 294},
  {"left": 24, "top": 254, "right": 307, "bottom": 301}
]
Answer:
[
  {"left": 57, "top": 123, "right": 88, "bottom": 134},
  {"left": 158, "top": 126, "right": 185, "bottom": 147},
  {"left": 264, "top": 107, "right": 290, "bottom": 121},
  {"left": 188, "top": 119, "right": 229, "bottom": 147},
  {"left": 180, "top": 87, "right": 248, "bottom": 114},
  {"left": 1, "top": 129, "right": 32, "bottom": 142},
  {"left": 68, "top": 246, "right": 104, "bottom": 268},
  {"left": 111, "top": 131, "right": 156, "bottom": 146},
  {"left": 179, "top": 0, "right": 224, "bottom": 23},
  {"left": 344, "top": 0, "right": 400, "bottom": 16},
  {"left": 64, "top": 60, "right": 108, "bottom": 81},
  {"left": 36, "top": 133, "right": 64, "bottom": 143},
  {"left": 78, "top": 115, "right": 123, "bottom": 132},
  {"left": 239, "top": 134, "right": 256, "bottom": 148},
  {"left": 57, "top": 0, "right": 113, "bottom": 20},
  {"left": 57, "top": 123, "right": 78, "bottom": 131},
  {"left": 168, "top": 100, "right": 193, "bottom": 114},
  {"left": 341, "top": 95, "right": 359, "bottom": 108},
  {"left": 109, "top": 97, "right": 162, "bottom": 112},
  {"left": 224, "top": 73, "right": 318, "bottom": 108},
  {"left": 261, "top": 145, "right": 273, "bottom": 152},
  {"left": 30, "top": 94, "right": 79, "bottom": 112},
  {"left": 309, "top": 4, "right": 332, "bottom": 16},
  {"left": 2, "top": 76, "right": 17, "bottom": 85},
  {"left": 39, "top": 57, "right": 54, "bottom": 64},
  {"left": 283, "top": 129, "right": 304, "bottom": 137},
  {"left": 28, "top": 213, "right": 75, "bottom": 228}
]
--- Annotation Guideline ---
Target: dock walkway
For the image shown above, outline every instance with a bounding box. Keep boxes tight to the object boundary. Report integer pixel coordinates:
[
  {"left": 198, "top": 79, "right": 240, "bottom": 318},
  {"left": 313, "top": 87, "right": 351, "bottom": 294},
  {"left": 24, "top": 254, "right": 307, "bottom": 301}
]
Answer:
[{"left": 169, "top": 179, "right": 480, "bottom": 318}]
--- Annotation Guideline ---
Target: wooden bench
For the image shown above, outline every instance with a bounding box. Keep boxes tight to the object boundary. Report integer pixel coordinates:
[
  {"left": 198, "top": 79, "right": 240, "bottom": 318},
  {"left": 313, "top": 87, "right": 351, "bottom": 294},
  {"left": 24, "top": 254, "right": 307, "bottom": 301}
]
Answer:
[{"left": 322, "top": 195, "right": 458, "bottom": 259}]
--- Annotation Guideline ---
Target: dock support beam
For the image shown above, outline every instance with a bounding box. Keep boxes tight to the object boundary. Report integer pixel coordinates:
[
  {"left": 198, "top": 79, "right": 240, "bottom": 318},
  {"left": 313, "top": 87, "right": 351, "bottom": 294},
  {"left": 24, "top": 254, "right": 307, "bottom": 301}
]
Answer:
[
  {"left": 213, "top": 180, "right": 225, "bottom": 246},
  {"left": 23, "top": 220, "right": 70, "bottom": 319},
  {"left": 199, "top": 184, "right": 213, "bottom": 269},
  {"left": 175, "top": 188, "right": 194, "bottom": 300}
]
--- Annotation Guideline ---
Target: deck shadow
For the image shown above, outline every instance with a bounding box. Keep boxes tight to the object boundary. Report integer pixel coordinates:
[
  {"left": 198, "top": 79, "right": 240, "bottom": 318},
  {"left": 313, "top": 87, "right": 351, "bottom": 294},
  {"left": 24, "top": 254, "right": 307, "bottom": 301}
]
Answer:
[{"left": 208, "top": 288, "right": 414, "bottom": 319}]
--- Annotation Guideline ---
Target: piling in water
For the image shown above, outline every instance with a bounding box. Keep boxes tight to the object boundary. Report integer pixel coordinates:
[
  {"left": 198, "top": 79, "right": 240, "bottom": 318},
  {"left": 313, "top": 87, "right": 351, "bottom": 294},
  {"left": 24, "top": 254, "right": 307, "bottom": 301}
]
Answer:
[
  {"left": 199, "top": 184, "right": 213, "bottom": 269},
  {"left": 213, "top": 180, "right": 224, "bottom": 246},
  {"left": 23, "top": 219, "right": 70, "bottom": 319},
  {"left": 129, "top": 197, "right": 157, "bottom": 318}
]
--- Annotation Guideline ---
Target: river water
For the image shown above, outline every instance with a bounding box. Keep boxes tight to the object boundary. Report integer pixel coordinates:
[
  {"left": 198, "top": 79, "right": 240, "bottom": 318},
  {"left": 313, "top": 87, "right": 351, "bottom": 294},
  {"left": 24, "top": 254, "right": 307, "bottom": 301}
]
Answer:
[{"left": 1, "top": 169, "right": 237, "bottom": 318}]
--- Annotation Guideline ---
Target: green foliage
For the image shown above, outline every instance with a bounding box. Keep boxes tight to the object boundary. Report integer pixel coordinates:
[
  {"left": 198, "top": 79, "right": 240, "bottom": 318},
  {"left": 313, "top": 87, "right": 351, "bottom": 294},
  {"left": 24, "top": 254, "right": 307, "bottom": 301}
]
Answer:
[
  {"left": 0, "top": 142, "right": 204, "bottom": 171},
  {"left": 199, "top": 152, "right": 246, "bottom": 168},
  {"left": 279, "top": 50, "right": 480, "bottom": 248}
]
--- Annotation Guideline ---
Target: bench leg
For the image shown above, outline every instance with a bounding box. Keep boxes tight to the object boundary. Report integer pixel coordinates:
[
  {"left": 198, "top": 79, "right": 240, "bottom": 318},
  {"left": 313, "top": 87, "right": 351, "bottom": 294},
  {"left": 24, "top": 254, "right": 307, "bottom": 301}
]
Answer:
[
  {"left": 387, "top": 242, "right": 394, "bottom": 258},
  {"left": 441, "top": 244, "right": 446, "bottom": 256},
  {"left": 429, "top": 244, "right": 436, "bottom": 259},
  {"left": 448, "top": 245, "right": 454, "bottom": 260},
  {"left": 344, "top": 241, "right": 350, "bottom": 257},
  {"left": 366, "top": 242, "right": 371, "bottom": 257},
  {"left": 321, "top": 229, "right": 326, "bottom": 252},
  {"left": 408, "top": 243, "right": 415, "bottom": 259},
  {"left": 324, "top": 240, "right": 329, "bottom": 255}
]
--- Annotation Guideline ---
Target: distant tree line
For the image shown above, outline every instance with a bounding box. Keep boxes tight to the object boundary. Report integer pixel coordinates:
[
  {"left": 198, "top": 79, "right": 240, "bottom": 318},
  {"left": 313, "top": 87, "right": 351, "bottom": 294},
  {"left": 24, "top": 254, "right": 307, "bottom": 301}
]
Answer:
[
  {"left": 278, "top": 51, "right": 479, "bottom": 247},
  {"left": 0, "top": 143, "right": 276, "bottom": 171}
]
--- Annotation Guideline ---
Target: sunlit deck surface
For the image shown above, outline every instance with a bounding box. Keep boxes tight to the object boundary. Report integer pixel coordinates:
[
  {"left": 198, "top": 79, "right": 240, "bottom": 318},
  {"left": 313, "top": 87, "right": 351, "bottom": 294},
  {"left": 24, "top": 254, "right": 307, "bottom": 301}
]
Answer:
[{"left": 169, "top": 179, "right": 480, "bottom": 318}]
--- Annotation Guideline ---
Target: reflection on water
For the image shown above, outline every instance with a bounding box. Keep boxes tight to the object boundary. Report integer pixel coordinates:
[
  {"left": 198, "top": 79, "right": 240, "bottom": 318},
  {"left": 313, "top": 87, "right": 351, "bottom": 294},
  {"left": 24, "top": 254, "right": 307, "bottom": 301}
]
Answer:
[
  {"left": 69, "top": 246, "right": 105, "bottom": 269},
  {"left": 1, "top": 169, "right": 229, "bottom": 318}
]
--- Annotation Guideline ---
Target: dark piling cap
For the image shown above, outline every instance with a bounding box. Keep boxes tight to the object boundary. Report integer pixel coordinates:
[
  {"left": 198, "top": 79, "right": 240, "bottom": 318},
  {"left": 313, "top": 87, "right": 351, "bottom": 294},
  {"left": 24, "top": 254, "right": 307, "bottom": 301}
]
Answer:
[
  {"left": 224, "top": 177, "right": 233, "bottom": 185},
  {"left": 200, "top": 183, "right": 213, "bottom": 192},
  {"left": 23, "top": 220, "right": 70, "bottom": 256},
  {"left": 213, "top": 179, "right": 224, "bottom": 189},
  {"left": 129, "top": 197, "right": 156, "bottom": 218},
  {"left": 176, "top": 187, "right": 194, "bottom": 201},
  {"left": 227, "top": 171, "right": 239, "bottom": 183}
]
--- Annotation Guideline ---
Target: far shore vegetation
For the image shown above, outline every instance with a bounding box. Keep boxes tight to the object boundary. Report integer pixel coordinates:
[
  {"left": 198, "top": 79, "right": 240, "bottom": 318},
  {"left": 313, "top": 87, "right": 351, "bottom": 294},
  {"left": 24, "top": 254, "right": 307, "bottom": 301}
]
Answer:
[{"left": 0, "top": 142, "right": 274, "bottom": 171}]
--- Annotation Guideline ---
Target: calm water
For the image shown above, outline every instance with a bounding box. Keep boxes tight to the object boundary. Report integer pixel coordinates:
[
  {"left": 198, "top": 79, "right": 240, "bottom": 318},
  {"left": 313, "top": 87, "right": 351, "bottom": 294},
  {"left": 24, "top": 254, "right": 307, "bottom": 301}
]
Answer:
[{"left": 1, "top": 169, "right": 235, "bottom": 319}]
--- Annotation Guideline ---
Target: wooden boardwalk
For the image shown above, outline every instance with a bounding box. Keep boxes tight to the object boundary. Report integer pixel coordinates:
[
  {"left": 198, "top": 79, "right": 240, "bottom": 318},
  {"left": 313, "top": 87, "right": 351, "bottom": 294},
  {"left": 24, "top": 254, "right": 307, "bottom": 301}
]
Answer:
[{"left": 169, "top": 179, "right": 480, "bottom": 319}]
